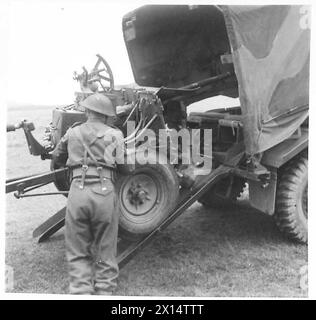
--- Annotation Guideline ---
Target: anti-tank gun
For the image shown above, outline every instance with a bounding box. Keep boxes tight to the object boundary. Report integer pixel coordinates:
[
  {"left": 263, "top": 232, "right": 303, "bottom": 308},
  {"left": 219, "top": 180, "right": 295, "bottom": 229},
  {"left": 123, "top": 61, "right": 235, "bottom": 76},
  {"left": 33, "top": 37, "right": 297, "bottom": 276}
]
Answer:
[{"left": 6, "top": 53, "right": 186, "bottom": 243}]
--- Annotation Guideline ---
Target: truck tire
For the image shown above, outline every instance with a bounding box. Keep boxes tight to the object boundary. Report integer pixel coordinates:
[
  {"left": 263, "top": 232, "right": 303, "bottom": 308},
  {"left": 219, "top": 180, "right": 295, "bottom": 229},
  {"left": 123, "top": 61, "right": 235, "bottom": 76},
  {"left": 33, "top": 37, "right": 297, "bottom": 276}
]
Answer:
[
  {"left": 275, "top": 151, "right": 308, "bottom": 244},
  {"left": 117, "top": 162, "right": 179, "bottom": 240},
  {"left": 198, "top": 177, "right": 246, "bottom": 209}
]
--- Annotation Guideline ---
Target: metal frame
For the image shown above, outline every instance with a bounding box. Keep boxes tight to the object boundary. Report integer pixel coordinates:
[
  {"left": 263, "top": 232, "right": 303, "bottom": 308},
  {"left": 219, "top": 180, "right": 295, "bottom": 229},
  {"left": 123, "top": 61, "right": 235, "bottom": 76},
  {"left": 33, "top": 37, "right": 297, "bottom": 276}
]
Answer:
[{"left": 6, "top": 168, "right": 68, "bottom": 194}]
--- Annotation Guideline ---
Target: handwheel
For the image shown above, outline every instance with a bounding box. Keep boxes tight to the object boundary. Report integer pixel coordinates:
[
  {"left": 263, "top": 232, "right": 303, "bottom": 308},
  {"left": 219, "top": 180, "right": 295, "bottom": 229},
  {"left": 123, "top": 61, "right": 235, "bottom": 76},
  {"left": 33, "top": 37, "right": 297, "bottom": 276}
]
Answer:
[
  {"left": 73, "top": 54, "right": 115, "bottom": 93},
  {"left": 89, "top": 54, "right": 115, "bottom": 91}
]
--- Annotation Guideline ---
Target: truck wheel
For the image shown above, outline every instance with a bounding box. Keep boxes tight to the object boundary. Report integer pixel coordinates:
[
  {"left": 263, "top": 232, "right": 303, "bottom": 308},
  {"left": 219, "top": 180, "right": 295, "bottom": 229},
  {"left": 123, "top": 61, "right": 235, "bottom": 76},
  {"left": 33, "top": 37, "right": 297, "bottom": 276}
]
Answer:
[
  {"left": 198, "top": 177, "right": 246, "bottom": 209},
  {"left": 275, "top": 151, "right": 308, "bottom": 244},
  {"left": 117, "top": 163, "right": 179, "bottom": 240}
]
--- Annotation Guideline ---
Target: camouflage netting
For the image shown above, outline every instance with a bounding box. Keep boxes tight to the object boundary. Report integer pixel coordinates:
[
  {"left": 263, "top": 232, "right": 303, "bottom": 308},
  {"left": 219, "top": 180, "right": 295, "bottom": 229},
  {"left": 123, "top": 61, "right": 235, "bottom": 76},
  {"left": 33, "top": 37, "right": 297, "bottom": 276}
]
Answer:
[{"left": 222, "top": 5, "right": 310, "bottom": 155}]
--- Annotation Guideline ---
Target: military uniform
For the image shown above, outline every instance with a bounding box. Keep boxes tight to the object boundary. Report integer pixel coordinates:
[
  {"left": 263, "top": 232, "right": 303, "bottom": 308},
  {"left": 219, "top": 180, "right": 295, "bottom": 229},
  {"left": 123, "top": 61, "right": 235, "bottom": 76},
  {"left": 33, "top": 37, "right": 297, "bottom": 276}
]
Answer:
[{"left": 53, "top": 94, "right": 125, "bottom": 295}]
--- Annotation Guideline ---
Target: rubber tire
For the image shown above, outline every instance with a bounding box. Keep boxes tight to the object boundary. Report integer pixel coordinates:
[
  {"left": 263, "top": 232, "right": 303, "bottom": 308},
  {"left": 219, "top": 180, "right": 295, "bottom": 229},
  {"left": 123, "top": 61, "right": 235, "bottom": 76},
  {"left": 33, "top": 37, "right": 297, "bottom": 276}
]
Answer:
[
  {"left": 117, "top": 163, "right": 179, "bottom": 241},
  {"left": 275, "top": 151, "right": 308, "bottom": 244},
  {"left": 198, "top": 177, "right": 246, "bottom": 209},
  {"left": 50, "top": 160, "right": 70, "bottom": 193}
]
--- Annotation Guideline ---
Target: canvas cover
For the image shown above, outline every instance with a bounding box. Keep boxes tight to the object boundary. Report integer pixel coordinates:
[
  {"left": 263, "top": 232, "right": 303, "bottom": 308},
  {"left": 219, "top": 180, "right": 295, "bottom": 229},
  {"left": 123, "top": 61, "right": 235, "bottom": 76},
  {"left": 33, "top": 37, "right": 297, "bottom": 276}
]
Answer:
[{"left": 222, "top": 5, "right": 310, "bottom": 155}]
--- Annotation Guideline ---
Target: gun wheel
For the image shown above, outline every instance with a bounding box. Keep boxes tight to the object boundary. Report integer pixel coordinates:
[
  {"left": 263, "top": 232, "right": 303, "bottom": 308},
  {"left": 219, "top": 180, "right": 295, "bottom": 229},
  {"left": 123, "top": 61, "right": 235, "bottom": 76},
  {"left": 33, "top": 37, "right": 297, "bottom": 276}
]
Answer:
[
  {"left": 117, "top": 162, "right": 179, "bottom": 240},
  {"left": 275, "top": 151, "right": 308, "bottom": 244},
  {"left": 50, "top": 160, "right": 70, "bottom": 194}
]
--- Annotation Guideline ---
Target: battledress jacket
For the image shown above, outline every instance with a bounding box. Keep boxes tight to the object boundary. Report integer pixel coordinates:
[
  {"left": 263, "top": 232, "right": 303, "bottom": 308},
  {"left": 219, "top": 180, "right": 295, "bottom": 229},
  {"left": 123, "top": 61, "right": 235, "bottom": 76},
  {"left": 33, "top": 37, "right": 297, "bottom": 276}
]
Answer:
[{"left": 52, "top": 120, "right": 132, "bottom": 175}]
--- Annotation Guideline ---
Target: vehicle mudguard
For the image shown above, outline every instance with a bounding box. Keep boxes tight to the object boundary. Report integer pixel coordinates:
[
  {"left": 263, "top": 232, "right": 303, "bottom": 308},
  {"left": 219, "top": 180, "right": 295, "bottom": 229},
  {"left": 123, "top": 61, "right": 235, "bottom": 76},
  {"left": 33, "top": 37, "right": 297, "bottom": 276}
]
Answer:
[{"left": 260, "top": 127, "right": 308, "bottom": 168}]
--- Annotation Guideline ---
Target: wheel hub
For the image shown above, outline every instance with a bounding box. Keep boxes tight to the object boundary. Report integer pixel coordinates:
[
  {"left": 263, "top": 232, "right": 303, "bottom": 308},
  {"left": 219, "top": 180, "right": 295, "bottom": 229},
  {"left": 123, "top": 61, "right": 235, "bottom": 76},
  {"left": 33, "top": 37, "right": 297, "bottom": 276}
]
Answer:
[
  {"left": 127, "top": 183, "right": 151, "bottom": 207},
  {"left": 121, "top": 174, "right": 159, "bottom": 216}
]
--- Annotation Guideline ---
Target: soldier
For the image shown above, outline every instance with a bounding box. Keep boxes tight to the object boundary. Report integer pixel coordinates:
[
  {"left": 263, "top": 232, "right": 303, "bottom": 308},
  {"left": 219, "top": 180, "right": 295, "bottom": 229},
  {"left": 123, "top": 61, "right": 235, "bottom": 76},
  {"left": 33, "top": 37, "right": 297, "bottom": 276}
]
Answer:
[{"left": 52, "top": 93, "right": 127, "bottom": 295}]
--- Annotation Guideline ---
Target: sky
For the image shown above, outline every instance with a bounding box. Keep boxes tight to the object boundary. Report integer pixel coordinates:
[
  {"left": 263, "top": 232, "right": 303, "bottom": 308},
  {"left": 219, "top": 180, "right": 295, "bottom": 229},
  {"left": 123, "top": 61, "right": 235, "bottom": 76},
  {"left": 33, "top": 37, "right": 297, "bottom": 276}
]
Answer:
[
  {"left": 6, "top": 0, "right": 241, "bottom": 108},
  {"left": 7, "top": 1, "right": 137, "bottom": 105}
]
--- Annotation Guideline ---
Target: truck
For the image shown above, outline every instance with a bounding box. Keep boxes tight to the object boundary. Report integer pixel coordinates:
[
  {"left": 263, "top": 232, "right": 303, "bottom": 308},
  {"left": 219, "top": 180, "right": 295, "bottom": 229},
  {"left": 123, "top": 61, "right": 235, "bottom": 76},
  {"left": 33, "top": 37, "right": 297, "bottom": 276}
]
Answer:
[{"left": 6, "top": 5, "right": 309, "bottom": 267}]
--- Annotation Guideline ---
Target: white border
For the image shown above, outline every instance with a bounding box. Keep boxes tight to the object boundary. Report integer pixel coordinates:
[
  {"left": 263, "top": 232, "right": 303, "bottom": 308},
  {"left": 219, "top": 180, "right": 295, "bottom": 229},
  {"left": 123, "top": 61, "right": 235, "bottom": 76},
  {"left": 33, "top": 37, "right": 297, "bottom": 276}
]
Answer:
[{"left": 1, "top": 0, "right": 314, "bottom": 300}]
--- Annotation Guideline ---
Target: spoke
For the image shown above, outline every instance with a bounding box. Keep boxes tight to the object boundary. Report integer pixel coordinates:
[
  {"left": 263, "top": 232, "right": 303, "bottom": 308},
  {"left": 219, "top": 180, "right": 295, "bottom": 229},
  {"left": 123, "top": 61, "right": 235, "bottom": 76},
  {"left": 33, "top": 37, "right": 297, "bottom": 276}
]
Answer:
[
  {"left": 99, "top": 74, "right": 111, "bottom": 82},
  {"left": 94, "top": 57, "right": 101, "bottom": 70},
  {"left": 99, "top": 68, "right": 110, "bottom": 75},
  {"left": 96, "top": 68, "right": 106, "bottom": 73},
  {"left": 98, "top": 80, "right": 107, "bottom": 92}
]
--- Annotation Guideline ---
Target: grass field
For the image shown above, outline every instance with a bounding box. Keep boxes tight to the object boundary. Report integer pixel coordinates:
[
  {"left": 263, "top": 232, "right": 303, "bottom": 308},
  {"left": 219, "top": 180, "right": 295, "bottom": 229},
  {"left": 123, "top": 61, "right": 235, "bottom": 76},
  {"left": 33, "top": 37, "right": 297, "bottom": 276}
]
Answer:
[{"left": 6, "top": 105, "right": 308, "bottom": 297}]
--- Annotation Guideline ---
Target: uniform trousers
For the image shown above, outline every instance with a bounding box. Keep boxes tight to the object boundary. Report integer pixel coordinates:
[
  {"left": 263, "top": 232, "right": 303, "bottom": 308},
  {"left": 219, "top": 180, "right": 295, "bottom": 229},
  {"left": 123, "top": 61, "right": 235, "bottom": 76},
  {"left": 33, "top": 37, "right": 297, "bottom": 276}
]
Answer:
[{"left": 65, "top": 177, "right": 119, "bottom": 295}]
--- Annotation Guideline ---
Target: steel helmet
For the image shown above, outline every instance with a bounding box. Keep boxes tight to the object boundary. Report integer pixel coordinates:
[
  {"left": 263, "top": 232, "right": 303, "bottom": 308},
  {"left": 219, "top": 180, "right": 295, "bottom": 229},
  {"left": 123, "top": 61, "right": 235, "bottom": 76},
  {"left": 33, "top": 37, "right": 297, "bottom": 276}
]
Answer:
[{"left": 80, "top": 93, "right": 116, "bottom": 116}]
